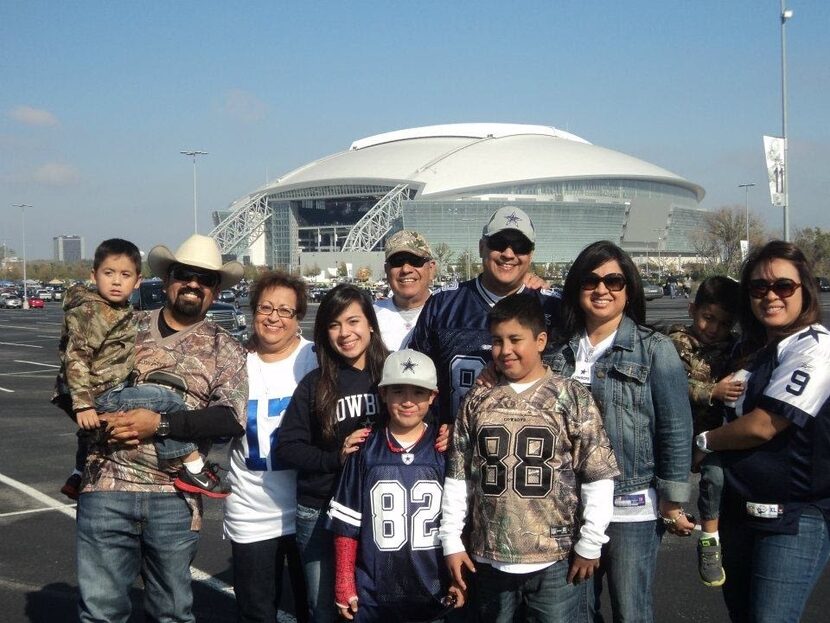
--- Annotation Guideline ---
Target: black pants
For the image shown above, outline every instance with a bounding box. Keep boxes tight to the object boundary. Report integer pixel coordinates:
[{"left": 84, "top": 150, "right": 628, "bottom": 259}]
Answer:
[{"left": 231, "top": 534, "right": 309, "bottom": 623}]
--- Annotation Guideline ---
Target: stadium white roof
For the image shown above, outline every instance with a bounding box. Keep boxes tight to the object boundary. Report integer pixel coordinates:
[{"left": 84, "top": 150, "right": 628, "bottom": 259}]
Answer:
[{"left": 263, "top": 123, "right": 704, "bottom": 200}]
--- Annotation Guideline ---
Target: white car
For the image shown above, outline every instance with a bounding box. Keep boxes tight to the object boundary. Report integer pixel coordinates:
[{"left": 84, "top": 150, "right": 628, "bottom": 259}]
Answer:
[{"left": 0, "top": 294, "right": 23, "bottom": 309}]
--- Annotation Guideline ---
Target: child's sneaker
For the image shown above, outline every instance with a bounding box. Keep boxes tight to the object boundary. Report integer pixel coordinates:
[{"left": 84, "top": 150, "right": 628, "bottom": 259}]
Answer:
[
  {"left": 173, "top": 462, "right": 230, "bottom": 498},
  {"left": 60, "top": 473, "right": 82, "bottom": 500},
  {"left": 698, "top": 537, "right": 726, "bottom": 587}
]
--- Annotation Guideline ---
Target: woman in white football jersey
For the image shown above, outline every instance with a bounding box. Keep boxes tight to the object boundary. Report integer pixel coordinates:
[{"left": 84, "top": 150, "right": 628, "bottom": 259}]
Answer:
[
  {"left": 224, "top": 272, "right": 318, "bottom": 623},
  {"left": 696, "top": 241, "right": 830, "bottom": 623}
]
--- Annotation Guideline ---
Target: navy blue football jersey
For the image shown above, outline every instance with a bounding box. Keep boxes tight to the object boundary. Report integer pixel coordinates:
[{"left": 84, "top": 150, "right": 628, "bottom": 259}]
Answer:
[
  {"left": 327, "top": 425, "right": 449, "bottom": 622},
  {"left": 722, "top": 324, "right": 830, "bottom": 533},
  {"left": 408, "top": 277, "right": 561, "bottom": 423}
]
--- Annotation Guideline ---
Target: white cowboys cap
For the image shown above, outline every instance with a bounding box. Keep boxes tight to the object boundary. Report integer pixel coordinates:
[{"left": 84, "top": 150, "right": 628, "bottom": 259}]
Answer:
[
  {"left": 378, "top": 349, "right": 438, "bottom": 392},
  {"left": 481, "top": 206, "right": 536, "bottom": 243}
]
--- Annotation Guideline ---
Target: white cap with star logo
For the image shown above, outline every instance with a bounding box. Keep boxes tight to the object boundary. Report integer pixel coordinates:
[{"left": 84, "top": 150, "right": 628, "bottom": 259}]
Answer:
[
  {"left": 378, "top": 349, "right": 438, "bottom": 391},
  {"left": 482, "top": 206, "right": 536, "bottom": 243}
]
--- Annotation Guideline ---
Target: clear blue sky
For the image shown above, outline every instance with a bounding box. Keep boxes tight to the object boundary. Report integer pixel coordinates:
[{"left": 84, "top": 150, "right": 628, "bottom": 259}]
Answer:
[{"left": 2, "top": 0, "right": 828, "bottom": 259}]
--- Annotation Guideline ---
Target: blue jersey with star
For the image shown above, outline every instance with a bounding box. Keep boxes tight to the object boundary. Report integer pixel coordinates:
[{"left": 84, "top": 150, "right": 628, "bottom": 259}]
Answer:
[
  {"left": 408, "top": 277, "right": 561, "bottom": 424},
  {"left": 722, "top": 323, "right": 830, "bottom": 533},
  {"left": 326, "top": 425, "right": 449, "bottom": 621}
]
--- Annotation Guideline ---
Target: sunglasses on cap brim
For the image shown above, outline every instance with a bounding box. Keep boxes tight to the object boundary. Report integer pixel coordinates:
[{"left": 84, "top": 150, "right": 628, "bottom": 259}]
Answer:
[{"left": 485, "top": 233, "right": 534, "bottom": 255}]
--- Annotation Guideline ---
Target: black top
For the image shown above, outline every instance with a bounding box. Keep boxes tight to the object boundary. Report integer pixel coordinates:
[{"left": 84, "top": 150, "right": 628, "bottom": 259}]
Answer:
[{"left": 275, "top": 363, "right": 382, "bottom": 509}]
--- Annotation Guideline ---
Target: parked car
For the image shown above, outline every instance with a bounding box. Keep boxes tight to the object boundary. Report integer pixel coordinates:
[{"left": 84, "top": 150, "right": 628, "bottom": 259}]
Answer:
[
  {"left": 0, "top": 294, "right": 23, "bottom": 309},
  {"left": 51, "top": 287, "right": 66, "bottom": 301},
  {"left": 642, "top": 281, "right": 665, "bottom": 301},
  {"left": 27, "top": 297, "right": 45, "bottom": 309},
  {"left": 36, "top": 289, "right": 53, "bottom": 301},
  {"left": 817, "top": 277, "right": 830, "bottom": 292},
  {"left": 130, "top": 280, "right": 248, "bottom": 343}
]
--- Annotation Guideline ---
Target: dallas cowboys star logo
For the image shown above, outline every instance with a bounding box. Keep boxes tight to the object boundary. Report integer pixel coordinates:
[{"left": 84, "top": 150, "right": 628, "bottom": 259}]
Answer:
[
  {"left": 400, "top": 358, "right": 418, "bottom": 374},
  {"left": 797, "top": 326, "right": 828, "bottom": 343},
  {"left": 504, "top": 211, "right": 522, "bottom": 227}
]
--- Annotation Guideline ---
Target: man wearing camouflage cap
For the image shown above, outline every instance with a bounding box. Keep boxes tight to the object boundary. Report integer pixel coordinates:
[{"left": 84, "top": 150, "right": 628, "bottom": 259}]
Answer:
[{"left": 373, "top": 229, "right": 437, "bottom": 351}]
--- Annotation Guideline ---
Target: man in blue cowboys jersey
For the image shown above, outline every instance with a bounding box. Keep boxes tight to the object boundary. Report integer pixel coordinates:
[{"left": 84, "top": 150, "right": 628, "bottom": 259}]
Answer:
[
  {"left": 408, "top": 206, "right": 562, "bottom": 425},
  {"left": 327, "top": 349, "right": 463, "bottom": 622}
]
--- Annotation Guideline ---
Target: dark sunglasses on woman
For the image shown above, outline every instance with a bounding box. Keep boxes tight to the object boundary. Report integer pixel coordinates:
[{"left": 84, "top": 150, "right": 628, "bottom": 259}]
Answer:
[
  {"left": 169, "top": 264, "right": 221, "bottom": 288},
  {"left": 580, "top": 273, "right": 627, "bottom": 292},
  {"left": 387, "top": 253, "right": 431, "bottom": 269},
  {"left": 748, "top": 278, "right": 801, "bottom": 299},
  {"left": 486, "top": 233, "right": 534, "bottom": 255}
]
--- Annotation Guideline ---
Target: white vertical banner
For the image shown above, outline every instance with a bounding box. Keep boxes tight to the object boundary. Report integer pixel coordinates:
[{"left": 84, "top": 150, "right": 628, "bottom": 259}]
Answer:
[
  {"left": 740, "top": 239, "right": 749, "bottom": 260},
  {"left": 763, "top": 135, "right": 787, "bottom": 207}
]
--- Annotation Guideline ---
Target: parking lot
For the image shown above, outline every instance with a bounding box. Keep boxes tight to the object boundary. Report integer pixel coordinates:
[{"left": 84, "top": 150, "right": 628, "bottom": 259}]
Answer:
[{"left": 1, "top": 296, "right": 829, "bottom": 622}]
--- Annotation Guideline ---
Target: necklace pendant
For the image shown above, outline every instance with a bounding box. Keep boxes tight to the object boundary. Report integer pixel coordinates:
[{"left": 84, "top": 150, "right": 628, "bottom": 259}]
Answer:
[{"left": 401, "top": 452, "right": 414, "bottom": 465}]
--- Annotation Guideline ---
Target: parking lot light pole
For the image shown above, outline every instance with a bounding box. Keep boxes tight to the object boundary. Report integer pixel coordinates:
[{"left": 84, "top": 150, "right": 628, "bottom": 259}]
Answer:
[
  {"left": 780, "top": 1, "right": 793, "bottom": 241},
  {"left": 180, "top": 150, "right": 208, "bottom": 233},
  {"left": 11, "top": 204, "right": 31, "bottom": 309},
  {"left": 738, "top": 183, "right": 755, "bottom": 244}
]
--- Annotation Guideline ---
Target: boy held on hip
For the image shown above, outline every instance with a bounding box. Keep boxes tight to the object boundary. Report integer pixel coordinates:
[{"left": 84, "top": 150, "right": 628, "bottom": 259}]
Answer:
[
  {"left": 668, "top": 276, "right": 743, "bottom": 587},
  {"left": 440, "top": 294, "right": 619, "bottom": 622},
  {"left": 327, "top": 349, "right": 463, "bottom": 622},
  {"left": 53, "top": 238, "right": 230, "bottom": 500}
]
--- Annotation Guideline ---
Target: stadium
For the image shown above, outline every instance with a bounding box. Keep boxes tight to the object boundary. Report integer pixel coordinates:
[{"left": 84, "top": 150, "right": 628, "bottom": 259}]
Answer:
[{"left": 211, "top": 123, "right": 706, "bottom": 272}]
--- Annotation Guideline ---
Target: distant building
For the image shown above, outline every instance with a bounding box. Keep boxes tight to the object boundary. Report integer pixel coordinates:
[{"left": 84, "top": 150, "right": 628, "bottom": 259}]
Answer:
[
  {"left": 54, "top": 235, "right": 84, "bottom": 263},
  {"left": 211, "top": 123, "right": 707, "bottom": 270}
]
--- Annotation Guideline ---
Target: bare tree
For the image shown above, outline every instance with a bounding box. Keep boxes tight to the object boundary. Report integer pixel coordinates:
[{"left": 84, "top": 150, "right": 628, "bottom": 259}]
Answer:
[
  {"left": 431, "top": 242, "right": 454, "bottom": 277},
  {"left": 692, "top": 205, "right": 768, "bottom": 278},
  {"left": 795, "top": 227, "right": 830, "bottom": 277}
]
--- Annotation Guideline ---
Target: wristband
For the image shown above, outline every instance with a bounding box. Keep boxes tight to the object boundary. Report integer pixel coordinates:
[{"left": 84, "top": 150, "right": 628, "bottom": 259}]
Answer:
[{"left": 695, "top": 431, "right": 714, "bottom": 454}]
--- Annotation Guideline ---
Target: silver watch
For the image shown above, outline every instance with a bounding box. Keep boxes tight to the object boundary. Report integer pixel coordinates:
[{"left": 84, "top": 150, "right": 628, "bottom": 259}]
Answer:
[
  {"left": 155, "top": 414, "right": 171, "bottom": 438},
  {"left": 695, "top": 431, "right": 714, "bottom": 454}
]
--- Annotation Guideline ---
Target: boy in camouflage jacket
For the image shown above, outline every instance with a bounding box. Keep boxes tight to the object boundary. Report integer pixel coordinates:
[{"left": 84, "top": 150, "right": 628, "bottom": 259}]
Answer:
[{"left": 667, "top": 275, "right": 744, "bottom": 587}]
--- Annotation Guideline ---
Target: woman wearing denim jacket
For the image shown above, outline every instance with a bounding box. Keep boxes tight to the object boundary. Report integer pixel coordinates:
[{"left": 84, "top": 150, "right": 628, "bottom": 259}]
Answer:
[{"left": 546, "top": 241, "right": 693, "bottom": 623}]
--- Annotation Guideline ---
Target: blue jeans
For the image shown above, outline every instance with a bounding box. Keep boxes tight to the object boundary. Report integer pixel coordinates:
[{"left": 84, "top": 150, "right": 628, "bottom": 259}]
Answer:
[
  {"left": 76, "top": 491, "right": 200, "bottom": 623},
  {"left": 476, "top": 560, "right": 588, "bottom": 622},
  {"left": 588, "top": 520, "right": 663, "bottom": 623},
  {"left": 96, "top": 384, "right": 197, "bottom": 459},
  {"left": 721, "top": 507, "right": 830, "bottom": 623},
  {"left": 294, "top": 503, "right": 337, "bottom": 623},
  {"left": 697, "top": 454, "right": 724, "bottom": 522}
]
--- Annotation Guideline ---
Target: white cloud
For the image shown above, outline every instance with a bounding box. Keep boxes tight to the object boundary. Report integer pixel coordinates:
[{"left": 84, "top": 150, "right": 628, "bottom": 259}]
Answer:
[
  {"left": 8, "top": 105, "right": 59, "bottom": 127},
  {"left": 31, "top": 163, "right": 80, "bottom": 185},
  {"left": 223, "top": 89, "right": 268, "bottom": 123}
]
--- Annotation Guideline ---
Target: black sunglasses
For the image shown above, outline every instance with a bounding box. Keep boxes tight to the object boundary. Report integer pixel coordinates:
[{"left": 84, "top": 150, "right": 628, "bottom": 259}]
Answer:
[
  {"left": 387, "top": 253, "right": 431, "bottom": 269},
  {"left": 748, "top": 278, "right": 802, "bottom": 299},
  {"left": 486, "top": 233, "right": 534, "bottom": 255},
  {"left": 169, "top": 264, "right": 221, "bottom": 288},
  {"left": 580, "top": 273, "right": 627, "bottom": 292}
]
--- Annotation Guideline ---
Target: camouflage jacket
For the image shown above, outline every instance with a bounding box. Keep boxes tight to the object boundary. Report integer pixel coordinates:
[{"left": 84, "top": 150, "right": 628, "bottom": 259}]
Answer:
[
  {"left": 83, "top": 308, "right": 248, "bottom": 530},
  {"left": 445, "top": 368, "right": 619, "bottom": 564},
  {"left": 53, "top": 284, "right": 135, "bottom": 413},
  {"left": 667, "top": 324, "right": 734, "bottom": 435}
]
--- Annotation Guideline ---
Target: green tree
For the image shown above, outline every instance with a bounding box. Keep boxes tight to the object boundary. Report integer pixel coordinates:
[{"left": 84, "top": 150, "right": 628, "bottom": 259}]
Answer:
[{"left": 795, "top": 227, "right": 830, "bottom": 277}]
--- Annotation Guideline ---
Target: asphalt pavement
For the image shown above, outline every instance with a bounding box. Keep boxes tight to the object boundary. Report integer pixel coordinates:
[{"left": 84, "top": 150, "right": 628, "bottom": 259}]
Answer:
[{"left": 1, "top": 295, "right": 829, "bottom": 622}]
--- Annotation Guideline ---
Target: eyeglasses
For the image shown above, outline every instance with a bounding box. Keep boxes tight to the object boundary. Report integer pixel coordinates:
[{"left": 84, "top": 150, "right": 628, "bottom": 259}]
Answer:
[
  {"left": 169, "top": 265, "right": 221, "bottom": 288},
  {"left": 387, "top": 253, "right": 431, "bottom": 269},
  {"left": 580, "top": 273, "right": 627, "bottom": 292},
  {"left": 748, "top": 278, "right": 802, "bottom": 299},
  {"left": 486, "top": 233, "right": 534, "bottom": 255},
  {"left": 255, "top": 303, "right": 298, "bottom": 318}
]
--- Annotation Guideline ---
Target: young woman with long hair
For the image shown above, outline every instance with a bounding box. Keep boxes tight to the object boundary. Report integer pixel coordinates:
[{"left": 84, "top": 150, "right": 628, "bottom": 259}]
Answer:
[{"left": 275, "top": 284, "right": 388, "bottom": 622}]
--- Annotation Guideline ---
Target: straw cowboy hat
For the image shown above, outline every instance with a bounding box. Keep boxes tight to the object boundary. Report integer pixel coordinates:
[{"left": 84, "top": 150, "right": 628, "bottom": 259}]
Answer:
[{"left": 147, "top": 234, "right": 244, "bottom": 291}]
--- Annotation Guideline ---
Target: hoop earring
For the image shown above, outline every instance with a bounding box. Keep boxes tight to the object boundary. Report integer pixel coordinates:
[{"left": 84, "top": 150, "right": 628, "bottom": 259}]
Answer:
[{"left": 297, "top": 327, "right": 303, "bottom": 336}]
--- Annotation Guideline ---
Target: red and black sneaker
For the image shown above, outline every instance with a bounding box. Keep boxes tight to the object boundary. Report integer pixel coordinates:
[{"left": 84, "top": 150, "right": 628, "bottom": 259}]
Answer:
[
  {"left": 173, "top": 462, "right": 231, "bottom": 498},
  {"left": 60, "top": 473, "right": 82, "bottom": 500}
]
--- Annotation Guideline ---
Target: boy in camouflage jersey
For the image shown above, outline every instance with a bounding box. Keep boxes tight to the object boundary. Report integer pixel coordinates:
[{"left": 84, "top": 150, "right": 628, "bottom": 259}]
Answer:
[
  {"left": 440, "top": 294, "right": 618, "bottom": 622},
  {"left": 667, "top": 275, "right": 744, "bottom": 587}
]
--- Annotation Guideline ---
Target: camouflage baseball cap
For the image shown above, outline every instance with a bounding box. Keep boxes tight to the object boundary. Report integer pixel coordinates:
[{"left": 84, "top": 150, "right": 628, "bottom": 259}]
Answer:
[
  {"left": 384, "top": 230, "right": 433, "bottom": 260},
  {"left": 379, "top": 349, "right": 438, "bottom": 391},
  {"left": 482, "top": 206, "right": 536, "bottom": 243}
]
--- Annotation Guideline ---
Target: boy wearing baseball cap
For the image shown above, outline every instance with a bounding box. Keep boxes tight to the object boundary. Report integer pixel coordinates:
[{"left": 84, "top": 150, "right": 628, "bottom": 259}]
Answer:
[{"left": 327, "top": 349, "right": 463, "bottom": 622}]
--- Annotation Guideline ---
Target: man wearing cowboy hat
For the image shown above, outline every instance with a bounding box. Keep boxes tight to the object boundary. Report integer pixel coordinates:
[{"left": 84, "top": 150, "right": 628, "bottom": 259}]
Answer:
[{"left": 75, "top": 234, "right": 248, "bottom": 623}]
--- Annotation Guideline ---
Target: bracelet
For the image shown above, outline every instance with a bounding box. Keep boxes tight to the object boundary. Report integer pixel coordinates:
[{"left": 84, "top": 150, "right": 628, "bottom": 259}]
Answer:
[{"left": 659, "top": 507, "right": 687, "bottom": 526}]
